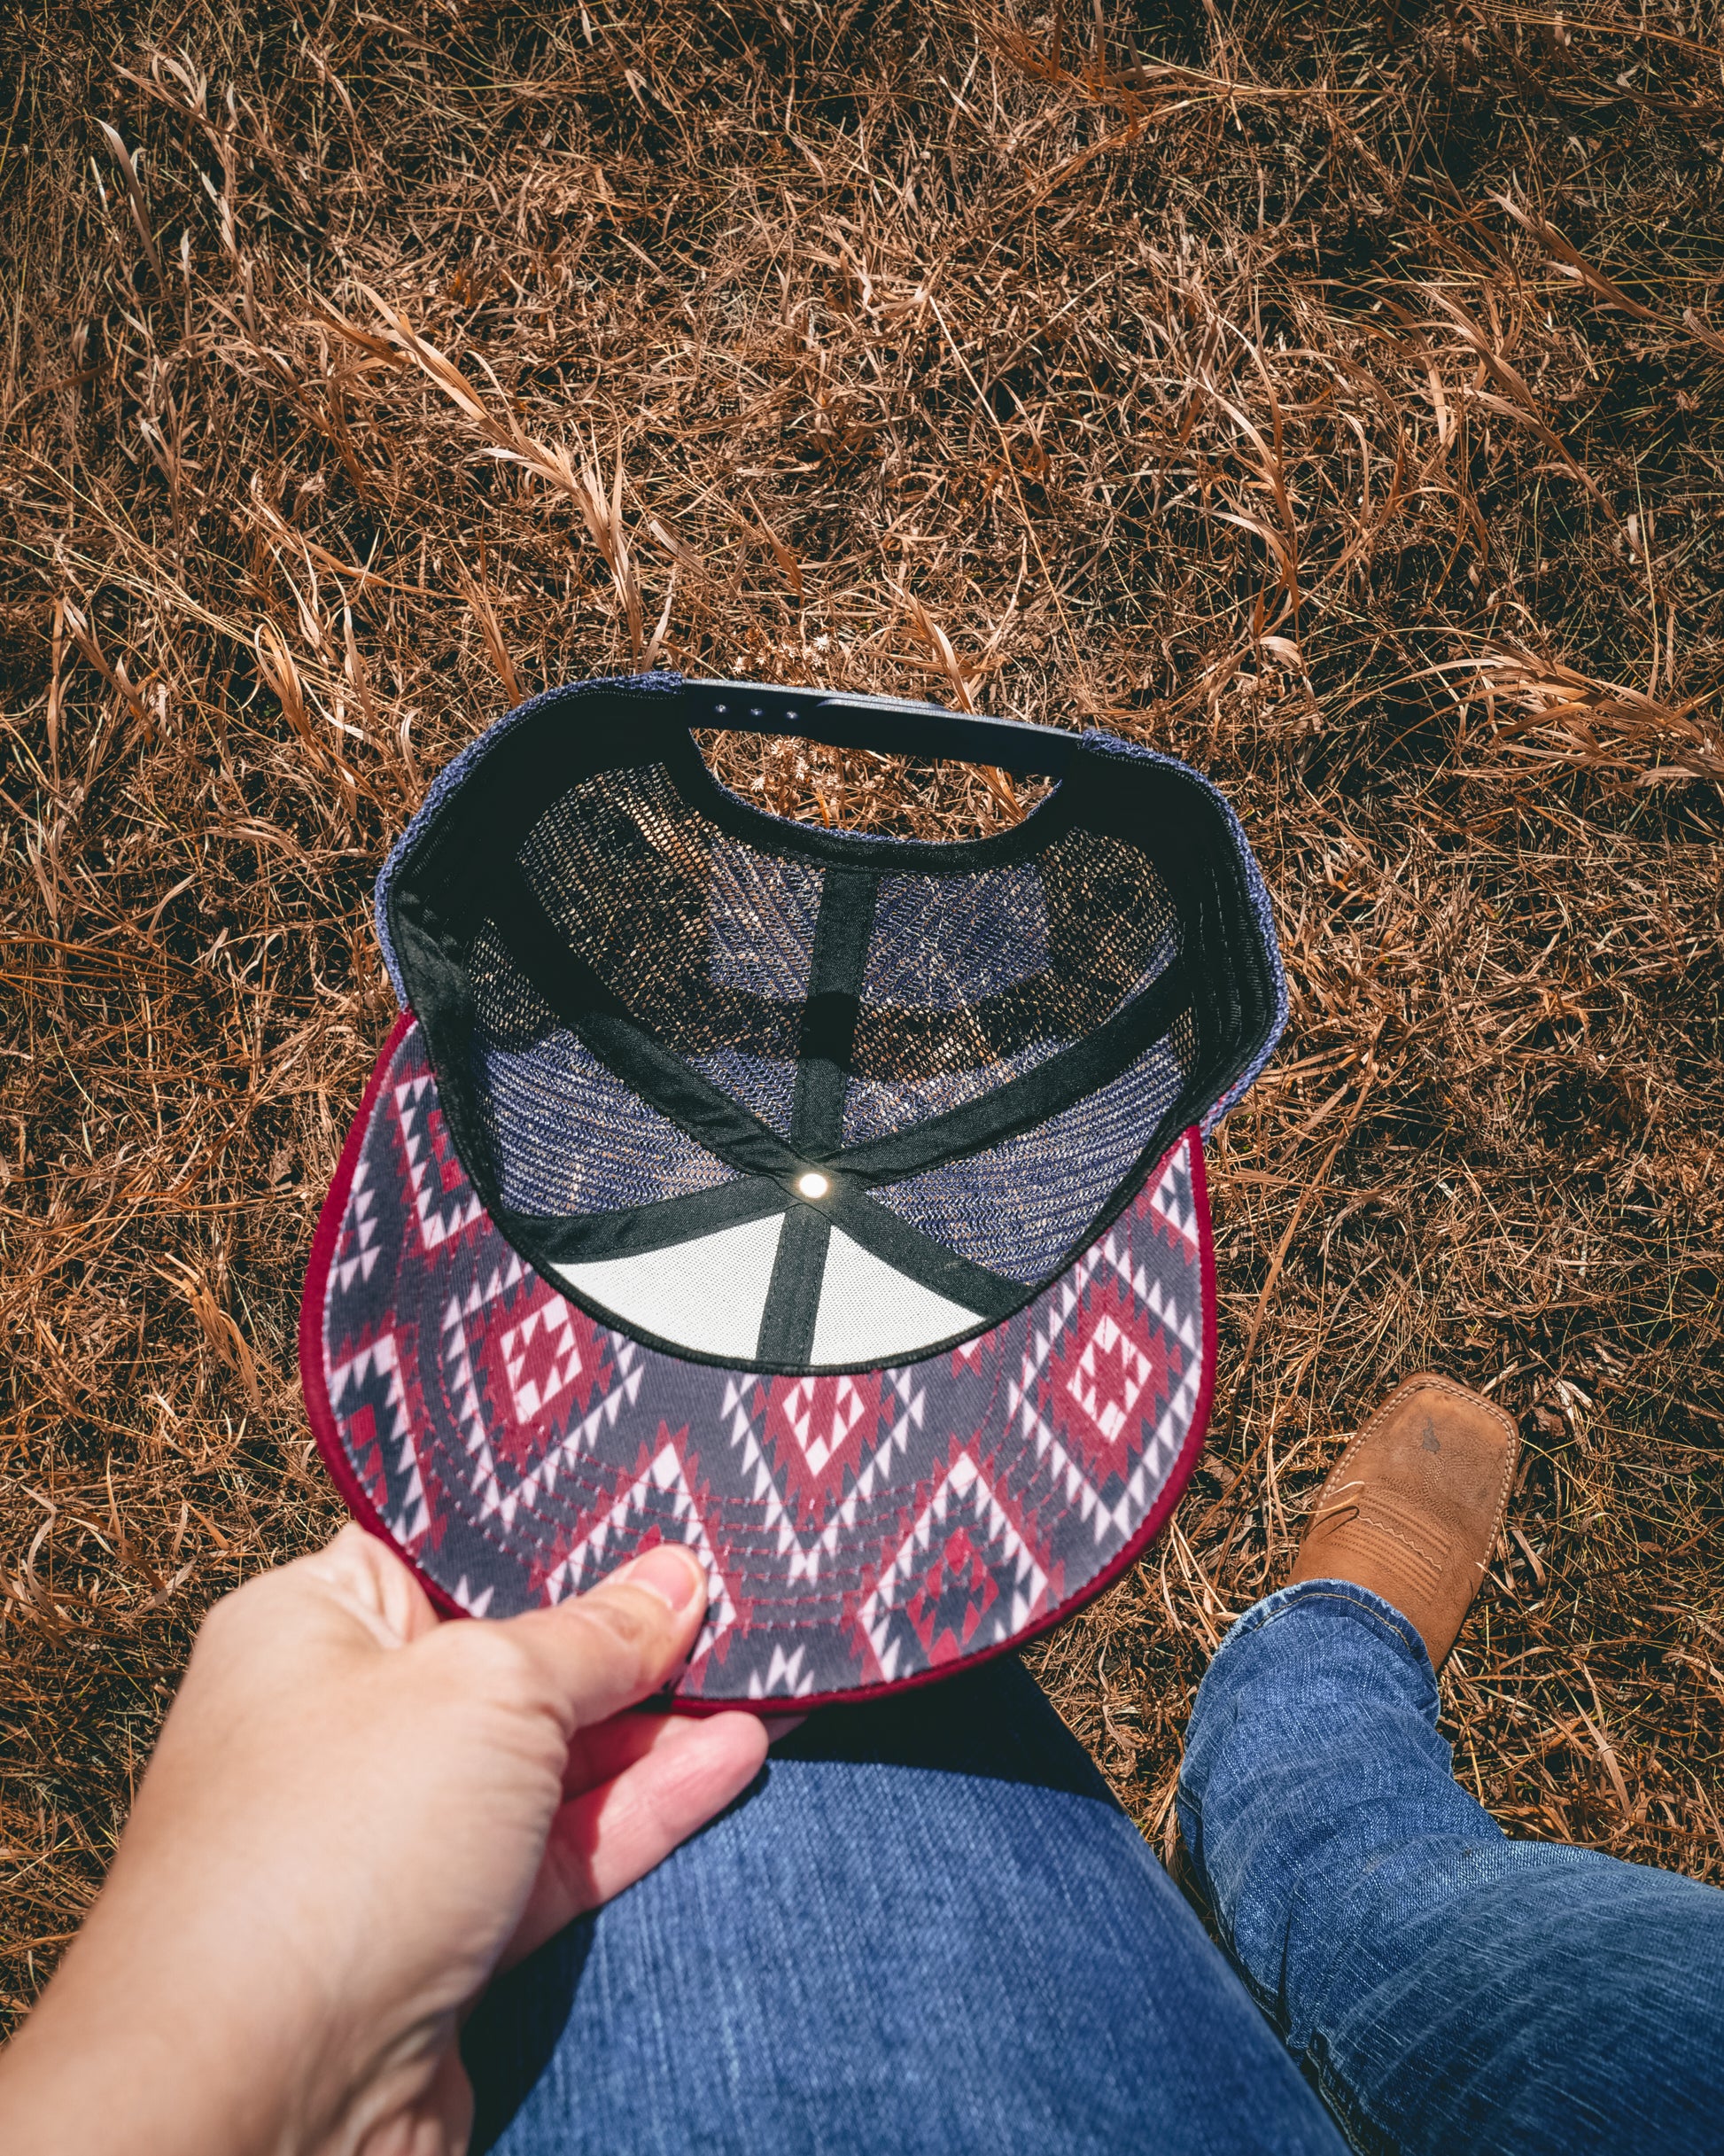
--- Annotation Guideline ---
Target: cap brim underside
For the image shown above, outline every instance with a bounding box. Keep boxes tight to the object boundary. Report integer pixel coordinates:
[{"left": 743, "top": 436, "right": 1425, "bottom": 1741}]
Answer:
[{"left": 300, "top": 1015, "right": 1218, "bottom": 1708}]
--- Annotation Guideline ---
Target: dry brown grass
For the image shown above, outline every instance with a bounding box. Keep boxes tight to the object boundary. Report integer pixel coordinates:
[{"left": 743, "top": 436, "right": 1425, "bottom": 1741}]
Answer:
[{"left": 3, "top": 0, "right": 1723, "bottom": 2019}]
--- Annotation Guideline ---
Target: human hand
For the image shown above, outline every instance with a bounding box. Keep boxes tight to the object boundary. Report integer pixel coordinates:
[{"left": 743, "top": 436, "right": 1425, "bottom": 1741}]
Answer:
[{"left": 0, "top": 1523, "right": 768, "bottom": 2155}]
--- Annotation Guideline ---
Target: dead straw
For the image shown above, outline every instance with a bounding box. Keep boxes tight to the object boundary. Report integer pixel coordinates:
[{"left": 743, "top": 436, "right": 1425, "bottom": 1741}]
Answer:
[{"left": 2, "top": 0, "right": 1721, "bottom": 2020}]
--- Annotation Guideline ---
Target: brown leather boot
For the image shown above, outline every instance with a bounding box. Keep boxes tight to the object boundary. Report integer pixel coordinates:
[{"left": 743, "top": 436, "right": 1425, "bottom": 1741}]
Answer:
[{"left": 1288, "top": 1372, "right": 1519, "bottom": 1668}]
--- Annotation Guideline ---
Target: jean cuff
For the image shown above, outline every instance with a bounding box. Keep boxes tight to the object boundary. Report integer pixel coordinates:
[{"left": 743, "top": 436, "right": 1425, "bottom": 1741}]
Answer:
[{"left": 1210, "top": 1576, "right": 1436, "bottom": 1692}]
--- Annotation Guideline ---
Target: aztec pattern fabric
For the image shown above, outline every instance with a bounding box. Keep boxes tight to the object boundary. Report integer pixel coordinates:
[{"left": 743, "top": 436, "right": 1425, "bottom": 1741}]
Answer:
[
  {"left": 301, "top": 673, "right": 1285, "bottom": 1705},
  {"left": 309, "top": 1018, "right": 1214, "bottom": 1701}
]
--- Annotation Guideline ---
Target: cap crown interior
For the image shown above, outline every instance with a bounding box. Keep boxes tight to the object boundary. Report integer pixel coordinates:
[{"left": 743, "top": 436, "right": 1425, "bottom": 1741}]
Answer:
[{"left": 384, "top": 681, "right": 1278, "bottom": 1372}]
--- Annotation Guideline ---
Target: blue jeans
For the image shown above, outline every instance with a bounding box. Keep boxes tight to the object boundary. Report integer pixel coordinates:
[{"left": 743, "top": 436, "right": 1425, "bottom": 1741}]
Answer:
[
  {"left": 1180, "top": 1579, "right": 1724, "bottom": 2152},
  {"left": 466, "top": 1581, "right": 1724, "bottom": 2153}
]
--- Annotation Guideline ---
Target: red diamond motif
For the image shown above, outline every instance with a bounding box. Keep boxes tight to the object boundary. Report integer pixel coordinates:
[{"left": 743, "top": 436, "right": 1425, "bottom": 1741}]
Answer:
[
  {"left": 478, "top": 1283, "right": 610, "bottom": 1481},
  {"left": 1069, "top": 1313, "right": 1149, "bottom": 1441},
  {"left": 502, "top": 1300, "right": 583, "bottom": 1421},
  {"left": 755, "top": 1371, "right": 883, "bottom": 1527},
  {"left": 903, "top": 1526, "right": 999, "bottom": 1661},
  {"left": 1044, "top": 1277, "right": 1177, "bottom": 1483}
]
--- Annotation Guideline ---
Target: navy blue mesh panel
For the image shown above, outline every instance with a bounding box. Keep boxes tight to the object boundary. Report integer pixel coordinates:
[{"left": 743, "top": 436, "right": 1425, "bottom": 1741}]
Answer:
[
  {"left": 468, "top": 926, "right": 737, "bottom": 1215},
  {"left": 705, "top": 836, "right": 822, "bottom": 1000},
  {"left": 519, "top": 764, "right": 816, "bottom": 1067},
  {"left": 841, "top": 1039, "right": 1066, "bottom": 1147},
  {"left": 467, "top": 756, "right": 1192, "bottom": 1276},
  {"left": 863, "top": 861, "right": 1052, "bottom": 1008},
  {"left": 868, "top": 1018, "right": 1194, "bottom": 1281},
  {"left": 841, "top": 830, "right": 1180, "bottom": 1145},
  {"left": 689, "top": 1047, "right": 798, "bottom": 1139}
]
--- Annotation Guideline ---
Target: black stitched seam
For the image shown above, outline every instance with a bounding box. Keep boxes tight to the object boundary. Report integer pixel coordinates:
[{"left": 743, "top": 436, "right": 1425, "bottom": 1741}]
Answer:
[
  {"left": 830, "top": 958, "right": 1191, "bottom": 1182},
  {"left": 501, "top": 1175, "right": 789, "bottom": 1264},
  {"left": 484, "top": 852, "right": 1199, "bottom": 1198},
  {"left": 475, "top": 862, "right": 1025, "bottom": 1324},
  {"left": 759, "top": 862, "right": 880, "bottom": 1362},
  {"left": 757, "top": 1203, "right": 833, "bottom": 1362},
  {"left": 819, "top": 1182, "right": 1023, "bottom": 1318},
  {"left": 401, "top": 862, "right": 1220, "bottom": 1359},
  {"left": 484, "top": 860, "right": 802, "bottom": 1183},
  {"left": 790, "top": 863, "right": 878, "bottom": 1156}
]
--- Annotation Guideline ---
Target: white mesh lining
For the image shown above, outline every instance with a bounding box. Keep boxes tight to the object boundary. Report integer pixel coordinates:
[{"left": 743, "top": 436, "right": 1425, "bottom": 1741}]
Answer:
[
  {"left": 810, "top": 1227, "right": 982, "bottom": 1366},
  {"left": 552, "top": 1212, "right": 786, "bottom": 1358}
]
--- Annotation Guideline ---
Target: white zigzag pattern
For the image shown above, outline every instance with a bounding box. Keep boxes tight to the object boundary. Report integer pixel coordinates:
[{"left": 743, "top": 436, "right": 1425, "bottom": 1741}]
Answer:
[
  {"left": 1006, "top": 1246, "right": 1103, "bottom": 1409},
  {"left": 331, "top": 1153, "right": 381, "bottom": 1293},
  {"left": 995, "top": 1135, "right": 1203, "bottom": 1546},
  {"left": 1013, "top": 1350, "right": 1200, "bottom": 1549},
  {"left": 1021, "top": 1225, "right": 1201, "bottom": 1545},
  {"left": 1065, "top": 1312, "right": 1151, "bottom": 1442},
  {"left": 719, "top": 1367, "right": 927, "bottom": 1585},
  {"left": 746, "top": 1643, "right": 812, "bottom": 1701},
  {"left": 439, "top": 1261, "right": 644, "bottom": 1527},
  {"left": 394, "top": 1074, "right": 485, "bottom": 1252},
  {"left": 1099, "top": 1252, "right": 1200, "bottom": 1352},
  {"left": 326, "top": 1330, "right": 430, "bottom": 1547},
  {"left": 1145, "top": 1135, "right": 1200, "bottom": 1257},
  {"left": 771, "top": 1374, "right": 874, "bottom": 1475},
  {"left": 856, "top": 1452, "right": 1050, "bottom": 1687},
  {"left": 501, "top": 1298, "right": 584, "bottom": 1422}
]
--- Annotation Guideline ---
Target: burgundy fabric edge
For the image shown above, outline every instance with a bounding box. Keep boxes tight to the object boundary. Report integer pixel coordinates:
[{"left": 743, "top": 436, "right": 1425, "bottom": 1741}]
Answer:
[
  {"left": 299, "top": 1032, "right": 1220, "bottom": 1708},
  {"left": 300, "top": 1010, "right": 469, "bottom": 1623}
]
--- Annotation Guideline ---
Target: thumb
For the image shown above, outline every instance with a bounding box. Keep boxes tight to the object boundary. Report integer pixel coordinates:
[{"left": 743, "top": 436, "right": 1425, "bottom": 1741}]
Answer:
[{"left": 495, "top": 1544, "right": 711, "bottom": 1734}]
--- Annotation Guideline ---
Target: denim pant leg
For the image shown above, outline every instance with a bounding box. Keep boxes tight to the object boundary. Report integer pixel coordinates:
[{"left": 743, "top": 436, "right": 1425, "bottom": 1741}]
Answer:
[
  {"left": 1179, "top": 1579, "right": 1724, "bottom": 2156},
  {"left": 464, "top": 1653, "right": 1344, "bottom": 2156}
]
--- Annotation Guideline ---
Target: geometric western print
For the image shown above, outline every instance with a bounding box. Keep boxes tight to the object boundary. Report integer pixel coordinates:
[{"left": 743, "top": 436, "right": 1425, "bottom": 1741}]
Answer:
[
  {"left": 302, "top": 673, "right": 1287, "bottom": 1701},
  {"left": 303, "top": 1015, "right": 1215, "bottom": 1706}
]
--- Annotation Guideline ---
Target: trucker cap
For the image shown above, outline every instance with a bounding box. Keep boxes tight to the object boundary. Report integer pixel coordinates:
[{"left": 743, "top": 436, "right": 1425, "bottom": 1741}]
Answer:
[{"left": 300, "top": 672, "right": 1285, "bottom": 1704}]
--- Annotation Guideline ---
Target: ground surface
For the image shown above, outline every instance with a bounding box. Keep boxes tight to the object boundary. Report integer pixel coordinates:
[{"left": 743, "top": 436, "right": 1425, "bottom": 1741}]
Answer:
[{"left": 3, "top": 0, "right": 1723, "bottom": 2017}]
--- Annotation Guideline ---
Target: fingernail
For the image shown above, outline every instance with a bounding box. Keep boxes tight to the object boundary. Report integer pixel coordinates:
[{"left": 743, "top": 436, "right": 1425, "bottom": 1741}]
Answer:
[{"left": 611, "top": 1544, "right": 706, "bottom": 1615}]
